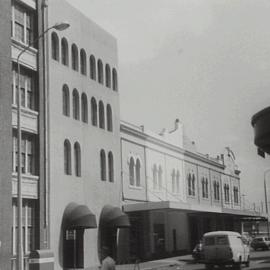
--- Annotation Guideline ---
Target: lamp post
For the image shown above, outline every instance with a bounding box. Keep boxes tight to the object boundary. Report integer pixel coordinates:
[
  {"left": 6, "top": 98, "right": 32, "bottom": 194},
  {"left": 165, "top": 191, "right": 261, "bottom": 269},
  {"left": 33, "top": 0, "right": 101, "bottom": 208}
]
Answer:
[
  {"left": 264, "top": 169, "right": 270, "bottom": 238},
  {"left": 16, "top": 22, "right": 69, "bottom": 270}
]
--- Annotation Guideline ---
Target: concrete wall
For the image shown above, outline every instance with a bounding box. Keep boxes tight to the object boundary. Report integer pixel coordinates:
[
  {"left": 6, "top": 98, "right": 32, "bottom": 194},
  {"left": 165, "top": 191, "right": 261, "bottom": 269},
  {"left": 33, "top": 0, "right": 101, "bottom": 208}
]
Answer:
[
  {"left": 48, "top": 0, "right": 121, "bottom": 268},
  {"left": 0, "top": 0, "right": 12, "bottom": 268}
]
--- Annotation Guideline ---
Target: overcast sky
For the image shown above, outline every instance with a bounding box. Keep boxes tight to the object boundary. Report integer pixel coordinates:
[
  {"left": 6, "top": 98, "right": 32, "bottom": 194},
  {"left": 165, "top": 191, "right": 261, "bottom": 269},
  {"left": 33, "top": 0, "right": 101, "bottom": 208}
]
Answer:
[{"left": 67, "top": 0, "right": 270, "bottom": 209}]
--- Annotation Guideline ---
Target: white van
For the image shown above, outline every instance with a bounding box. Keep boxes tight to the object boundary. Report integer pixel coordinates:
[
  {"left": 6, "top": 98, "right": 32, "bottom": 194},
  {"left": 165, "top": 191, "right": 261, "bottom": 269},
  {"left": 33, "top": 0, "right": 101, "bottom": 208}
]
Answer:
[{"left": 202, "top": 231, "right": 250, "bottom": 270}]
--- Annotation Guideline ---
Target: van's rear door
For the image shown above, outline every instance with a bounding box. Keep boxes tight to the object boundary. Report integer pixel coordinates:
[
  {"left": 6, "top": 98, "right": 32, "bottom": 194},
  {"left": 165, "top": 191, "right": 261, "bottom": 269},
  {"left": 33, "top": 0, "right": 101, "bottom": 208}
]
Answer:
[
  {"left": 215, "top": 235, "right": 231, "bottom": 260},
  {"left": 203, "top": 236, "right": 217, "bottom": 261}
]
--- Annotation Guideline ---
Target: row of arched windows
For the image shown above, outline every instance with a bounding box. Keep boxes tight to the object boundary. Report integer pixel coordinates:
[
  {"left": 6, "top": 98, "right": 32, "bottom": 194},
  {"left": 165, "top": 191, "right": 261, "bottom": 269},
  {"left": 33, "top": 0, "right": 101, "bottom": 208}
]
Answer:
[
  {"left": 51, "top": 32, "right": 118, "bottom": 91},
  {"left": 187, "top": 173, "right": 196, "bottom": 196},
  {"left": 100, "top": 150, "right": 114, "bottom": 182},
  {"left": 171, "top": 169, "right": 180, "bottom": 194},
  {"left": 129, "top": 157, "right": 141, "bottom": 187},
  {"left": 64, "top": 140, "right": 81, "bottom": 177},
  {"left": 201, "top": 177, "right": 209, "bottom": 198},
  {"left": 153, "top": 164, "right": 162, "bottom": 191},
  {"left": 213, "top": 181, "right": 220, "bottom": 201},
  {"left": 224, "top": 184, "right": 230, "bottom": 203},
  {"left": 62, "top": 85, "right": 113, "bottom": 131}
]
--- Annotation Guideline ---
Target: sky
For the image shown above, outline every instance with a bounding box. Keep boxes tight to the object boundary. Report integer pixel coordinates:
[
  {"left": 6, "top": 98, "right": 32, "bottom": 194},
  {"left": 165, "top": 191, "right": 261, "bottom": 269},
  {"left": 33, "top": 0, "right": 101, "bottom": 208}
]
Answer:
[{"left": 67, "top": 0, "right": 270, "bottom": 209}]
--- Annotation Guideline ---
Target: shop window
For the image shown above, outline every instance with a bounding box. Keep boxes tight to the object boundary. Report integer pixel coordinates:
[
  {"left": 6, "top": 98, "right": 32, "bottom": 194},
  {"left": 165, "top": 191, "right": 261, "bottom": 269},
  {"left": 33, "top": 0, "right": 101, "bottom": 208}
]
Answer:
[
  {"left": 80, "top": 49, "right": 87, "bottom": 75},
  {"left": 72, "top": 89, "right": 80, "bottom": 120},
  {"left": 108, "top": 151, "right": 114, "bottom": 182},
  {"left": 99, "top": 101, "right": 105, "bottom": 129},
  {"left": 64, "top": 139, "right": 72, "bottom": 175},
  {"left": 62, "top": 84, "right": 70, "bottom": 116},
  {"left": 105, "top": 64, "right": 111, "bottom": 88},
  {"left": 112, "top": 68, "right": 118, "bottom": 91},
  {"left": 91, "top": 97, "right": 97, "bottom": 126},
  {"left": 51, "top": 32, "right": 59, "bottom": 61},
  {"left": 71, "top": 44, "right": 79, "bottom": 71},
  {"left": 61, "top": 38, "right": 69, "bottom": 66},
  {"left": 100, "top": 150, "right": 106, "bottom": 181},
  {"left": 106, "top": 104, "right": 113, "bottom": 132},
  {"left": 81, "top": 93, "right": 88, "bottom": 123},
  {"left": 98, "top": 59, "right": 103, "bottom": 84},
  {"left": 90, "top": 55, "right": 96, "bottom": 80}
]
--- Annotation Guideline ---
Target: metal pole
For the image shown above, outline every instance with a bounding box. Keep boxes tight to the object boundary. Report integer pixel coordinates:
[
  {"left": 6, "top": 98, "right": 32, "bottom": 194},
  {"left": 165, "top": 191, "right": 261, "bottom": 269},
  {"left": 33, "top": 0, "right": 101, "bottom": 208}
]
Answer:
[
  {"left": 15, "top": 24, "right": 62, "bottom": 270},
  {"left": 17, "top": 55, "right": 23, "bottom": 270},
  {"left": 264, "top": 169, "right": 270, "bottom": 238}
]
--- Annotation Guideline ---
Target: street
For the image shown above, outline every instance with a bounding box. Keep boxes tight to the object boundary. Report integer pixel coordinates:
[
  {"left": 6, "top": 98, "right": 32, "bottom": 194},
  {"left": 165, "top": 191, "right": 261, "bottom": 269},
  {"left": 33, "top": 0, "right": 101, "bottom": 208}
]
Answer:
[{"left": 158, "top": 250, "right": 270, "bottom": 270}]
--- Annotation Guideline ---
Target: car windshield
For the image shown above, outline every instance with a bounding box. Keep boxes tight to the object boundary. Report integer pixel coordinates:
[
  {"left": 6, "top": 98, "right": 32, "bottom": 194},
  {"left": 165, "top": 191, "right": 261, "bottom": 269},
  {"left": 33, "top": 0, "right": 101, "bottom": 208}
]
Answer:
[
  {"left": 216, "top": 236, "right": 228, "bottom": 245},
  {"left": 204, "top": 237, "right": 215, "bottom": 246}
]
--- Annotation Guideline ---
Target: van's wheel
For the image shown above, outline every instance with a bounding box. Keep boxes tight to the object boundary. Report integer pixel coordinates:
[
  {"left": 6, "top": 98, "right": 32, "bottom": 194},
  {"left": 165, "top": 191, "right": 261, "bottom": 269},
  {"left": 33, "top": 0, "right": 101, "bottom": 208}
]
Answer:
[
  {"left": 234, "top": 262, "right": 242, "bottom": 270},
  {"left": 205, "top": 264, "right": 214, "bottom": 270}
]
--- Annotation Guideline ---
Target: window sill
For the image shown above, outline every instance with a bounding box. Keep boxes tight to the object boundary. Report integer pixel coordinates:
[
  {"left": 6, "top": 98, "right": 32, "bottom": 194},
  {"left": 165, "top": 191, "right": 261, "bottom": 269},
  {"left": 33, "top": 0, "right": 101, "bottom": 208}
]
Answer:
[
  {"left": 12, "top": 105, "right": 38, "bottom": 116},
  {"left": 129, "top": 185, "right": 142, "bottom": 190},
  {"left": 11, "top": 38, "right": 38, "bottom": 54}
]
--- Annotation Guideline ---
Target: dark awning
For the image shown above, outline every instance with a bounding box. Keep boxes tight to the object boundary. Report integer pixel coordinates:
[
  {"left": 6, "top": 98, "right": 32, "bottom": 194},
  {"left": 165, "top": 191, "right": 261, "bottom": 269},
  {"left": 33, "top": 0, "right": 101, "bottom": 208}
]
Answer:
[
  {"left": 100, "top": 205, "right": 130, "bottom": 228},
  {"left": 63, "top": 202, "right": 97, "bottom": 229}
]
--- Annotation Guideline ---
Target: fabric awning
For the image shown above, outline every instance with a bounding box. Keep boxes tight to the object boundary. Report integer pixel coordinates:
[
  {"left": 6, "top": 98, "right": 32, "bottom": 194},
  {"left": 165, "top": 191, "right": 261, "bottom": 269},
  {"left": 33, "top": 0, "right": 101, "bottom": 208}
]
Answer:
[
  {"left": 100, "top": 204, "right": 130, "bottom": 228},
  {"left": 64, "top": 202, "right": 97, "bottom": 229}
]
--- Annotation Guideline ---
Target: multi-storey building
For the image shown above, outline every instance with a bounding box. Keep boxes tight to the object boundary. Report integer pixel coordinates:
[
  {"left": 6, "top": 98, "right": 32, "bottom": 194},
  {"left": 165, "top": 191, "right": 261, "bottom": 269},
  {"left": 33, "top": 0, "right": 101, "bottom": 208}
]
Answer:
[
  {"left": 121, "top": 119, "right": 259, "bottom": 260},
  {"left": 46, "top": 0, "right": 129, "bottom": 269},
  {"left": 4, "top": 0, "right": 129, "bottom": 269}
]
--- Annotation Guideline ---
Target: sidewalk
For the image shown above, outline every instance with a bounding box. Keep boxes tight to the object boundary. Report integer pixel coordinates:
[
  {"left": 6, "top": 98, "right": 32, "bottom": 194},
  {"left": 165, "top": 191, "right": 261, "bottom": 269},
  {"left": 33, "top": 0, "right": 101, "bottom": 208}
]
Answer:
[{"left": 116, "top": 254, "right": 193, "bottom": 270}]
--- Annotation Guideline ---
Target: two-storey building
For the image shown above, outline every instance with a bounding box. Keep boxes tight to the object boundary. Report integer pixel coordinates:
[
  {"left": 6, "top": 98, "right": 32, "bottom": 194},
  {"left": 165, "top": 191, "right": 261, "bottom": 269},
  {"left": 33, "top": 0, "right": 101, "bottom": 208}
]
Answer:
[{"left": 121, "top": 119, "right": 259, "bottom": 261}]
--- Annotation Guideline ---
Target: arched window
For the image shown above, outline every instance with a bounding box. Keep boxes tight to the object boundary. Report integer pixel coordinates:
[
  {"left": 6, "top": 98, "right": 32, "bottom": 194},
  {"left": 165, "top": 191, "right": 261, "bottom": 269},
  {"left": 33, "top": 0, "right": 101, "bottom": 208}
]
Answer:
[
  {"left": 81, "top": 93, "right": 88, "bottom": 123},
  {"left": 112, "top": 68, "right": 118, "bottom": 91},
  {"left": 100, "top": 149, "right": 106, "bottom": 181},
  {"left": 176, "top": 170, "right": 180, "bottom": 193},
  {"left": 74, "top": 142, "right": 81, "bottom": 177},
  {"left": 129, "top": 157, "right": 135, "bottom": 186},
  {"left": 192, "top": 174, "right": 195, "bottom": 196},
  {"left": 80, "top": 49, "right": 87, "bottom": 75},
  {"left": 64, "top": 139, "right": 71, "bottom": 175},
  {"left": 51, "top": 32, "right": 59, "bottom": 61},
  {"left": 72, "top": 89, "right": 80, "bottom": 120},
  {"left": 106, "top": 104, "right": 113, "bottom": 132},
  {"left": 216, "top": 182, "right": 220, "bottom": 200},
  {"left": 205, "top": 178, "right": 208, "bottom": 198},
  {"left": 99, "top": 101, "right": 105, "bottom": 129},
  {"left": 71, "top": 44, "right": 79, "bottom": 71},
  {"left": 172, "top": 169, "right": 176, "bottom": 193},
  {"left": 188, "top": 173, "right": 192, "bottom": 195},
  {"left": 62, "top": 84, "right": 70, "bottom": 116},
  {"left": 202, "top": 178, "right": 205, "bottom": 198},
  {"left": 61, "top": 38, "right": 69, "bottom": 66},
  {"left": 108, "top": 151, "right": 114, "bottom": 182},
  {"left": 105, "top": 64, "right": 111, "bottom": 88},
  {"left": 91, "top": 97, "right": 97, "bottom": 126},
  {"left": 98, "top": 59, "right": 103, "bottom": 84},
  {"left": 90, "top": 55, "right": 96, "bottom": 80},
  {"left": 153, "top": 164, "right": 158, "bottom": 190},
  {"left": 135, "top": 158, "right": 141, "bottom": 187},
  {"left": 158, "top": 165, "right": 162, "bottom": 190}
]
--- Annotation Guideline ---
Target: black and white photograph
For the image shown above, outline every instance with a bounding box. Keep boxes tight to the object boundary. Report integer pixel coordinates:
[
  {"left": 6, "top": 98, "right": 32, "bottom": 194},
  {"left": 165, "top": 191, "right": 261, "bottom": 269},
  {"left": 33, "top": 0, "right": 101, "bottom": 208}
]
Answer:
[{"left": 1, "top": 0, "right": 270, "bottom": 269}]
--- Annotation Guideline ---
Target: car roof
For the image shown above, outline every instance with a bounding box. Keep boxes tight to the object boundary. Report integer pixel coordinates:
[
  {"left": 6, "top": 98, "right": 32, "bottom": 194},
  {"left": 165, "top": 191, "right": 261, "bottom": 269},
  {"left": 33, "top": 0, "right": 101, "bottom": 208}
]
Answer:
[{"left": 203, "top": 231, "right": 241, "bottom": 237}]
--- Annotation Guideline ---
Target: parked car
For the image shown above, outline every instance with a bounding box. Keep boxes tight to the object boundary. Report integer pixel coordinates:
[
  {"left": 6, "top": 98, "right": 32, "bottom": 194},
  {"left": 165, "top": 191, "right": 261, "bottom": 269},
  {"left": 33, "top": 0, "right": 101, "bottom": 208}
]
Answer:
[
  {"left": 202, "top": 231, "right": 250, "bottom": 270},
  {"left": 251, "top": 236, "right": 270, "bottom": 250},
  {"left": 192, "top": 241, "right": 204, "bottom": 261}
]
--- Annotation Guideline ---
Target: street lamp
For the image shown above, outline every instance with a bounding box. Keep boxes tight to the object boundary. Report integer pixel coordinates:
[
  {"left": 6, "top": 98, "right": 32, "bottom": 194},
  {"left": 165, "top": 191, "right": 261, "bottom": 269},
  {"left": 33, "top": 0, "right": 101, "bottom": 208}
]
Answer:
[
  {"left": 264, "top": 169, "right": 270, "bottom": 238},
  {"left": 16, "top": 22, "right": 69, "bottom": 270}
]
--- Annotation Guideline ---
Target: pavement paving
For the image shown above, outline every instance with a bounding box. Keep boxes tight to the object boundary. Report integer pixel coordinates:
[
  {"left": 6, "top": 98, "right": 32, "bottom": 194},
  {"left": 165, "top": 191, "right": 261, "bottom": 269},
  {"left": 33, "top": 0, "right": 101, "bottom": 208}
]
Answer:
[{"left": 116, "top": 254, "right": 193, "bottom": 270}]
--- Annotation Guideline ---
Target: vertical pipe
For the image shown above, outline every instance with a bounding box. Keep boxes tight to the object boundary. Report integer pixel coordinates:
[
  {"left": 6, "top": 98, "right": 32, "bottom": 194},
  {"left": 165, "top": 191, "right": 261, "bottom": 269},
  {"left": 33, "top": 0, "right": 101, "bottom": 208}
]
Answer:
[{"left": 17, "top": 57, "right": 23, "bottom": 270}]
